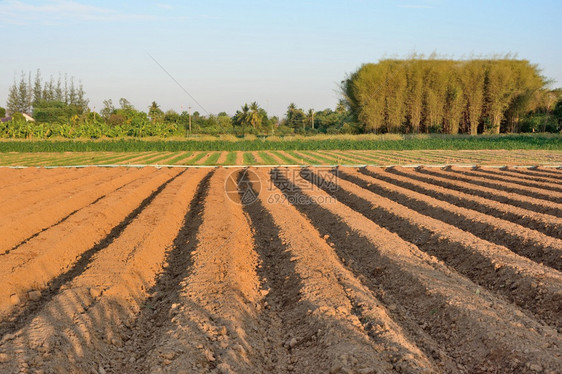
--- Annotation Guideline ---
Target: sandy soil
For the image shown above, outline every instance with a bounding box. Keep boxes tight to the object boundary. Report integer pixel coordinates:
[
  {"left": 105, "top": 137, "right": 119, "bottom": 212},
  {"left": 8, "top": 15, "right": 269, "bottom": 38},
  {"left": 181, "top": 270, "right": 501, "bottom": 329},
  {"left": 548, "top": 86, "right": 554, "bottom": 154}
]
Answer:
[
  {"left": 216, "top": 151, "right": 228, "bottom": 165},
  {"left": 0, "top": 166, "right": 560, "bottom": 374}
]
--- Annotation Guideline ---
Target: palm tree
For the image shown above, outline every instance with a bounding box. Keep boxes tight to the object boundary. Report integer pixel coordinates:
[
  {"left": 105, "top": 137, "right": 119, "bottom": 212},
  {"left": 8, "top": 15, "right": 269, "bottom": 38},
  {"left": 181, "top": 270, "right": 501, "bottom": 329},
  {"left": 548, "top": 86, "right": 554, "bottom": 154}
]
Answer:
[
  {"left": 248, "top": 102, "right": 262, "bottom": 129},
  {"left": 307, "top": 109, "right": 315, "bottom": 129}
]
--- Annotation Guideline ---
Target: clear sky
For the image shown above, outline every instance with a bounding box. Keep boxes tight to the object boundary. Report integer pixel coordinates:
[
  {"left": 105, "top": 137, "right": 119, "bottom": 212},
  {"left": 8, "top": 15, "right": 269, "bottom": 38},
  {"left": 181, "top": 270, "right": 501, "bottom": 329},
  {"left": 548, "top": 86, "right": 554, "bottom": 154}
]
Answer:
[{"left": 1, "top": 0, "right": 561, "bottom": 117}]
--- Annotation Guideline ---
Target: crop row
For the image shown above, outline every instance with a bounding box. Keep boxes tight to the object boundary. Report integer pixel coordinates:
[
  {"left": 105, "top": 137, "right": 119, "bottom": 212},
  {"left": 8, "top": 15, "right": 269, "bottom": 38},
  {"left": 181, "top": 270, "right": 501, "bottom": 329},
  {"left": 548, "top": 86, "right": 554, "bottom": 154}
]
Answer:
[
  {"left": 0, "top": 149, "right": 561, "bottom": 167},
  {"left": 0, "top": 134, "right": 561, "bottom": 153}
]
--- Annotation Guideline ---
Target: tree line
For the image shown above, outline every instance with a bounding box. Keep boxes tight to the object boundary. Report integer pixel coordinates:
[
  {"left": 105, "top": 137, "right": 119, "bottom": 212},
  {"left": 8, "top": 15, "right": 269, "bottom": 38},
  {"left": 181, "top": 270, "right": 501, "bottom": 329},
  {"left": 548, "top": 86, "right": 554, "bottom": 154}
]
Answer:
[
  {"left": 2, "top": 60, "right": 561, "bottom": 138},
  {"left": 5, "top": 70, "right": 89, "bottom": 123},
  {"left": 342, "top": 57, "right": 561, "bottom": 134}
]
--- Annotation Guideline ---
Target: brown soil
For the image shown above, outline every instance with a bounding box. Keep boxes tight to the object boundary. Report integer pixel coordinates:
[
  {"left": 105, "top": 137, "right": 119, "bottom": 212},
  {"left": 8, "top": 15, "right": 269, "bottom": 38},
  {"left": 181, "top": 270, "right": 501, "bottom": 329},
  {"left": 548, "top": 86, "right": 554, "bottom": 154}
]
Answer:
[
  {"left": 0, "top": 168, "right": 179, "bottom": 319},
  {"left": 266, "top": 151, "right": 286, "bottom": 165},
  {"left": 431, "top": 167, "right": 562, "bottom": 203},
  {"left": 0, "top": 167, "right": 153, "bottom": 254},
  {"left": 417, "top": 167, "right": 562, "bottom": 216},
  {"left": 499, "top": 167, "right": 562, "bottom": 184},
  {"left": 0, "top": 166, "right": 561, "bottom": 374},
  {"left": 235, "top": 151, "right": 244, "bottom": 165},
  {"left": 0, "top": 167, "right": 67, "bottom": 190},
  {"left": 194, "top": 152, "right": 214, "bottom": 165},
  {"left": 251, "top": 151, "right": 264, "bottom": 165},
  {"left": 337, "top": 168, "right": 562, "bottom": 272},
  {"left": 268, "top": 167, "right": 562, "bottom": 373},
  {"left": 366, "top": 166, "right": 562, "bottom": 239},
  {"left": 216, "top": 151, "right": 228, "bottom": 165},
  {"left": 0, "top": 167, "right": 92, "bottom": 202},
  {"left": 463, "top": 167, "right": 562, "bottom": 193}
]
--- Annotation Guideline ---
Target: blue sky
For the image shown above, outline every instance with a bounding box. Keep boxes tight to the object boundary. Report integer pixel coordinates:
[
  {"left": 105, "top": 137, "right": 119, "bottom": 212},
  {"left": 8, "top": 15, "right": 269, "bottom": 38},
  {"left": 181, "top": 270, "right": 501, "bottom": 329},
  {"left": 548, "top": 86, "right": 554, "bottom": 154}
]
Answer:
[{"left": 1, "top": 0, "right": 560, "bottom": 117}]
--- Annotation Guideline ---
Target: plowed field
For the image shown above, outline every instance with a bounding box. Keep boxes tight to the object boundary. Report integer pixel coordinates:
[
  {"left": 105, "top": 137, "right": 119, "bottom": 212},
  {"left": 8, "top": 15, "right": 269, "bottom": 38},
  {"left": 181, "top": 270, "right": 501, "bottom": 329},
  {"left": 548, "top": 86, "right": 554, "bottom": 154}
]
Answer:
[{"left": 0, "top": 166, "right": 561, "bottom": 374}]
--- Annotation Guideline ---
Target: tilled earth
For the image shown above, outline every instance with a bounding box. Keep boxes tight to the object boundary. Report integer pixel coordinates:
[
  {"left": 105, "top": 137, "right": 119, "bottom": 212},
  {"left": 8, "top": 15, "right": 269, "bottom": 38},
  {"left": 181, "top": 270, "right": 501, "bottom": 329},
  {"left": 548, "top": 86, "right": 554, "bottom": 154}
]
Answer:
[{"left": 0, "top": 165, "right": 561, "bottom": 373}]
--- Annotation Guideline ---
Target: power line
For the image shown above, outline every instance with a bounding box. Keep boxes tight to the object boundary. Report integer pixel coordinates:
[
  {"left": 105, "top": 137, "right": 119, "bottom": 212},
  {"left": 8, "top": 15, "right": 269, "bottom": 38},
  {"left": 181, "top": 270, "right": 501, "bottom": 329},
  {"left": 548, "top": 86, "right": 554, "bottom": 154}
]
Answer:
[{"left": 146, "top": 51, "right": 210, "bottom": 116}]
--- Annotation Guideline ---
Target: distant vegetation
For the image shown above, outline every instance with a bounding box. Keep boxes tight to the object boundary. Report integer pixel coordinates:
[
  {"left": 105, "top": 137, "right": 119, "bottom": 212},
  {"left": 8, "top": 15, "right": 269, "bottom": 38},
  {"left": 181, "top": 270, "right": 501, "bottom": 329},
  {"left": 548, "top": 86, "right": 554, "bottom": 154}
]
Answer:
[
  {"left": 1, "top": 58, "right": 561, "bottom": 139},
  {"left": 343, "top": 57, "right": 561, "bottom": 135}
]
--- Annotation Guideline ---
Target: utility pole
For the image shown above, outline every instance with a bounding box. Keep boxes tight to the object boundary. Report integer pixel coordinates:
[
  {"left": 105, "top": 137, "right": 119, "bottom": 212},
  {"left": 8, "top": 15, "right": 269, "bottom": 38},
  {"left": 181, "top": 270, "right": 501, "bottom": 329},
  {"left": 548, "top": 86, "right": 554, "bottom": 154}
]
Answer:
[{"left": 188, "top": 106, "right": 192, "bottom": 135}]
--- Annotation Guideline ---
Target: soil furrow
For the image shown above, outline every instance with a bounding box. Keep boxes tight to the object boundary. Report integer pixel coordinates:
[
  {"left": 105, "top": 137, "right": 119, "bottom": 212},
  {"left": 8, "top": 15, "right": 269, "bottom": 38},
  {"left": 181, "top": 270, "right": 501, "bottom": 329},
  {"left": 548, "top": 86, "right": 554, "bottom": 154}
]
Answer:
[
  {"left": 122, "top": 168, "right": 278, "bottom": 373},
  {"left": 0, "top": 167, "right": 123, "bottom": 216},
  {"left": 0, "top": 168, "right": 184, "bottom": 340},
  {"left": 466, "top": 168, "right": 562, "bottom": 193},
  {"left": 254, "top": 168, "right": 437, "bottom": 373},
  {"left": 115, "top": 169, "right": 214, "bottom": 373},
  {"left": 271, "top": 168, "right": 562, "bottom": 373},
  {"left": 0, "top": 167, "right": 98, "bottom": 202},
  {"left": 515, "top": 167, "right": 562, "bottom": 179},
  {"left": 305, "top": 168, "right": 562, "bottom": 328},
  {"left": 0, "top": 167, "right": 65, "bottom": 189},
  {"left": 0, "top": 168, "right": 154, "bottom": 254},
  {"left": 437, "top": 167, "right": 562, "bottom": 203},
  {"left": 0, "top": 169, "right": 208, "bottom": 374},
  {"left": 415, "top": 167, "right": 562, "bottom": 216},
  {"left": 371, "top": 167, "right": 562, "bottom": 236},
  {"left": 0, "top": 168, "right": 180, "bottom": 320},
  {"left": 338, "top": 167, "right": 562, "bottom": 271},
  {"left": 502, "top": 168, "right": 562, "bottom": 184}
]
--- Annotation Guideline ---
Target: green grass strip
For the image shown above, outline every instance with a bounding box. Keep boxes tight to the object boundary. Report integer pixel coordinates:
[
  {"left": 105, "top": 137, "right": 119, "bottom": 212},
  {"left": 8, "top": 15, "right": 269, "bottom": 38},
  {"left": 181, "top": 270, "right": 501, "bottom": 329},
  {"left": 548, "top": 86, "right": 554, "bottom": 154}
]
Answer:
[
  {"left": 271, "top": 151, "right": 299, "bottom": 164},
  {"left": 242, "top": 152, "right": 257, "bottom": 165},
  {"left": 287, "top": 151, "right": 320, "bottom": 165},
  {"left": 203, "top": 152, "right": 222, "bottom": 165},
  {"left": 223, "top": 152, "right": 237, "bottom": 165},
  {"left": 162, "top": 152, "right": 193, "bottom": 165},
  {"left": 186, "top": 152, "right": 208, "bottom": 164},
  {"left": 258, "top": 151, "right": 278, "bottom": 164},
  {"left": 302, "top": 151, "right": 341, "bottom": 164}
]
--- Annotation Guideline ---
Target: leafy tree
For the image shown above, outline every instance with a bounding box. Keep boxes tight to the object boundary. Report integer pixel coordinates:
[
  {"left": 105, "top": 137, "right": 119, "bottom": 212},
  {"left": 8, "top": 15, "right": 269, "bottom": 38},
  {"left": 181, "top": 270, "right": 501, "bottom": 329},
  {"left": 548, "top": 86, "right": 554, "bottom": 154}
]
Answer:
[
  {"left": 33, "top": 100, "right": 82, "bottom": 123},
  {"left": 443, "top": 67, "right": 464, "bottom": 134},
  {"left": 101, "top": 99, "right": 115, "bottom": 120},
  {"left": 233, "top": 104, "right": 251, "bottom": 134},
  {"left": 164, "top": 109, "right": 180, "bottom": 124},
  {"left": 32, "top": 69, "right": 42, "bottom": 105},
  {"left": 286, "top": 103, "right": 306, "bottom": 131},
  {"left": 405, "top": 60, "right": 424, "bottom": 133},
  {"left": 6, "top": 80, "right": 19, "bottom": 116},
  {"left": 55, "top": 76, "right": 63, "bottom": 102},
  {"left": 119, "top": 98, "right": 134, "bottom": 111},
  {"left": 148, "top": 101, "right": 164, "bottom": 123},
  {"left": 0, "top": 107, "right": 5, "bottom": 118},
  {"left": 383, "top": 60, "right": 407, "bottom": 132},
  {"left": 306, "top": 109, "right": 315, "bottom": 129},
  {"left": 422, "top": 61, "right": 447, "bottom": 133},
  {"left": 343, "top": 57, "right": 547, "bottom": 135}
]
